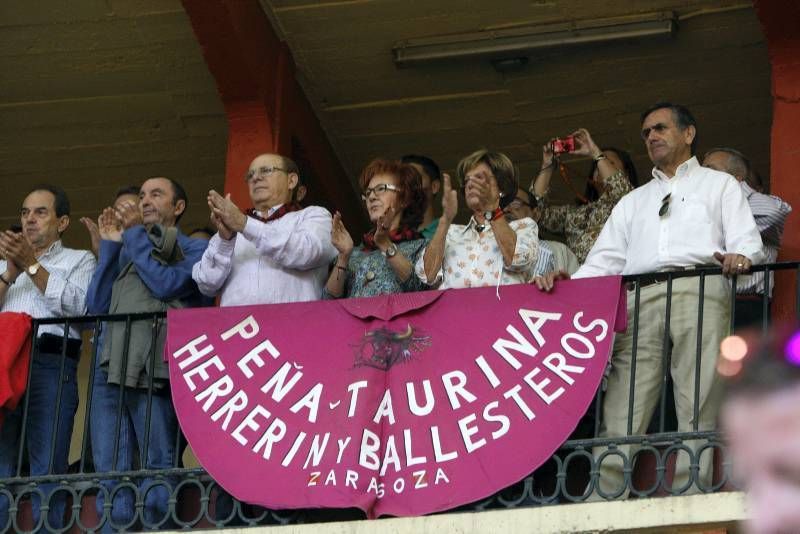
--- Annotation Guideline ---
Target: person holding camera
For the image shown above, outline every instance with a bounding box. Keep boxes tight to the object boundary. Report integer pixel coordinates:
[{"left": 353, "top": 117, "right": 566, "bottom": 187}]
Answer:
[{"left": 530, "top": 128, "right": 637, "bottom": 263}]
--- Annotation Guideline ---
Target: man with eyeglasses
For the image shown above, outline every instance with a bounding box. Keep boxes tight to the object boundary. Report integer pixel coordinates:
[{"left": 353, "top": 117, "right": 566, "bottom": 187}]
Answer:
[
  {"left": 193, "top": 153, "right": 337, "bottom": 306},
  {"left": 535, "top": 102, "right": 763, "bottom": 498},
  {"left": 504, "top": 188, "right": 579, "bottom": 275}
]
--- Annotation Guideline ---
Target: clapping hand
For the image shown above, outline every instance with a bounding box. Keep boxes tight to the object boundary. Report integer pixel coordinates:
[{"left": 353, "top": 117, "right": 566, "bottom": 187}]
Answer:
[
  {"left": 331, "top": 211, "right": 354, "bottom": 256},
  {"left": 98, "top": 207, "right": 123, "bottom": 242},
  {"left": 208, "top": 190, "right": 247, "bottom": 233},
  {"left": 115, "top": 200, "right": 142, "bottom": 230},
  {"left": 441, "top": 173, "right": 458, "bottom": 223}
]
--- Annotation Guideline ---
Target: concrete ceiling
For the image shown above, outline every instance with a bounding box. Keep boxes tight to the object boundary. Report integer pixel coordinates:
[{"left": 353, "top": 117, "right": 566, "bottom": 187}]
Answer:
[
  {"left": 0, "top": 1, "right": 772, "bottom": 251},
  {"left": 261, "top": 0, "right": 772, "bottom": 206},
  {"left": 0, "top": 0, "right": 227, "bottom": 248}
]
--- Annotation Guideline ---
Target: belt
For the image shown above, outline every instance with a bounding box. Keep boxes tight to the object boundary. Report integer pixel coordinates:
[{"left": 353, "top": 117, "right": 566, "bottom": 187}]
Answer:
[
  {"left": 626, "top": 265, "right": 717, "bottom": 292},
  {"left": 36, "top": 333, "right": 82, "bottom": 360}
]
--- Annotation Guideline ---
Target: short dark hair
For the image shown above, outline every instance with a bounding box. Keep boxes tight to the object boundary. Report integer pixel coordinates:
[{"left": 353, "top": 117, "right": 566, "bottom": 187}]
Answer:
[
  {"left": 456, "top": 149, "right": 518, "bottom": 209},
  {"left": 400, "top": 154, "right": 442, "bottom": 184},
  {"left": 583, "top": 147, "right": 639, "bottom": 203},
  {"left": 167, "top": 178, "right": 188, "bottom": 223},
  {"left": 115, "top": 185, "right": 140, "bottom": 200},
  {"left": 640, "top": 102, "right": 698, "bottom": 154},
  {"left": 359, "top": 159, "right": 426, "bottom": 230},
  {"left": 28, "top": 184, "right": 70, "bottom": 217}
]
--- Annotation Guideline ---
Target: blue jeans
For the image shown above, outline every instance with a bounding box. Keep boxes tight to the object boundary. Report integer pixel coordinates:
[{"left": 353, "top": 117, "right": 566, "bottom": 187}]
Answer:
[
  {"left": 90, "top": 362, "right": 180, "bottom": 531},
  {"left": 0, "top": 353, "right": 79, "bottom": 532}
]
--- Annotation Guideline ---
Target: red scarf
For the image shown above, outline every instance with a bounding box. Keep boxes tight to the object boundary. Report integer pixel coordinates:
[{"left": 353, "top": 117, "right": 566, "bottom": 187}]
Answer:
[
  {"left": 245, "top": 203, "right": 302, "bottom": 223},
  {"left": 362, "top": 226, "right": 421, "bottom": 252}
]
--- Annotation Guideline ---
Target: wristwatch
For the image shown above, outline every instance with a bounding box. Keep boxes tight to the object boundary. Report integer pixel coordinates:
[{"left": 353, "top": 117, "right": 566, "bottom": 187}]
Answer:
[
  {"left": 482, "top": 207, "right": 504, "bottom": 223},
  {"left": 27, "top": 262, "right": 41, "bottom": 277},
  {"left": 382, "top": 243, "right": 398, "bottom": 258}
]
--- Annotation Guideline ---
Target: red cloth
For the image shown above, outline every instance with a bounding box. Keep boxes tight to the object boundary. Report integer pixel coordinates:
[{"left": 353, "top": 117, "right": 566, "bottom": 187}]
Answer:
[{"left": 0, "top": 312, "right": 32, "bottom": 428}]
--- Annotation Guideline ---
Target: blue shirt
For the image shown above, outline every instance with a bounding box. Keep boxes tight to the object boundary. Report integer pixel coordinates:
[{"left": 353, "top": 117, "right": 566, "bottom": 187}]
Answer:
[{"left": 87, "top": 225, "right": 210, "bottom": 314}]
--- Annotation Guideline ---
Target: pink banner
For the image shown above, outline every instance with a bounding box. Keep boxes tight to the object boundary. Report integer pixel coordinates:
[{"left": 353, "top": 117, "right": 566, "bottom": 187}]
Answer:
[{"left": 167, "top": 277, "right": 625, "bottom": 517}]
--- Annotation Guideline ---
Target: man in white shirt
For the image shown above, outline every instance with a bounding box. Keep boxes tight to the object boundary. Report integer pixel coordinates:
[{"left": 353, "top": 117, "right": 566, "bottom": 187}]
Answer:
[
  {"left": 504, "top": 187, "right": 579, "bottom": 275},
  {"left": 0, "top": 185, "right": 96, "bottom": 529},
  {"left": 536, "top": 103, "right": 763, "bottom": 497},
  {"left": 702, "top": 147, "right": 792, "bottom": 329},
  {"left": 193, "top": 153, "right": 337, "bottom": 306}
]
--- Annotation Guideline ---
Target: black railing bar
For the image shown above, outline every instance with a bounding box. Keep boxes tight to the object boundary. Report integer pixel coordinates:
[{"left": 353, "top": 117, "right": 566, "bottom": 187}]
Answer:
[
  {"left": 626, "top": 281, "right": 642, "bottom": 436},
  {"left": 32, "top": 311, "right": 166, "bottom": 326},
  {"left": 112, "top": 316, "right": 134, "bottom": 470},
  {"left": 730, "top": 275, "right": 738, "bottom": 332},
  {"left": 78, "top": 319, "right": 102, "bottom": 474},
  {"left": 618, "top": 261, "right": 800, "bottom": 285},
  {"left": 16, "top": 322, "right": 40, "bottom": 477},
  {"left": 140, "top": 316, "right": 160, "bottom": 468},
  {"left": 658, "top": 275, "right": 674, "bottom": 434},
  {"left": 762, "top": 266, "right": 771, "bottom": 334},
  {"left": 795, "top": 265, "right": 800, "bottom": 322},
  {"left": 692, "top": 273, "right": 706, "bottom": 432},
  {"left": 593, "top": 379, "right": 604, "bottom": 438},
  {"left": 1, "top": 429, "right": 724, "bottom": 487},
  {"left": 0, "top": 466, "right": 210, "bottom": 486},
  {"left": 560, "top": 430, "right": 721, "bottom": 449},
  {"left": 47, "top": 318, "right": 71, "bottom": 474}
]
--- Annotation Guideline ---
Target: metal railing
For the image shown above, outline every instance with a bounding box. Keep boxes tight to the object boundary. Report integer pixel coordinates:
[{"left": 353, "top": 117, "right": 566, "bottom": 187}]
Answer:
[{"left": 0, "top": 262, "right": 797, "bottom": 532}]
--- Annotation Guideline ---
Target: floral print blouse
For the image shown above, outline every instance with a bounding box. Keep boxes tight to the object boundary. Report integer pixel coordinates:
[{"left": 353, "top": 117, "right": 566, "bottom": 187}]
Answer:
[
  {"left": 536, "top": 170, "right": 633, "bottom": 263},
  {"left": 415, "top": 217, "right": 539, "bottom": 289},
  {"left": 323, "top": 238, "right": 428, "bottom": 299}
]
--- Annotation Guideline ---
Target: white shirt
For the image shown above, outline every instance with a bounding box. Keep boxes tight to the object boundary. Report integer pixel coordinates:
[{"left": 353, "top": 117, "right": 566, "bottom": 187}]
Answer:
[
  {"left": 192, "top": 205, "right": 337, "bottom": 306},
  {"left": 415, "top": 216, "right": 539, "bottom": 289},
  {"left": 1, "top": 240, "right": 96, "bottom": 339},
  {"left": 574, "top": 157, "right": 764, "bottom": 278}
]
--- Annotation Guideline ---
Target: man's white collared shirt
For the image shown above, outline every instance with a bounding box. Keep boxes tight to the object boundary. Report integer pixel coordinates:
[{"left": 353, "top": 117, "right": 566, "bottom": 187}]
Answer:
[{"left": 574, "top": 157, "right": 764, "bottom": 278}]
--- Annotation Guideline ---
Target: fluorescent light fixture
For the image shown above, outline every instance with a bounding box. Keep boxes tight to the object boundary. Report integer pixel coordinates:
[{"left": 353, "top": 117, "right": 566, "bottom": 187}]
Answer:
[{"left": 392, "top": 11, "right": 677, "bottom": 67}]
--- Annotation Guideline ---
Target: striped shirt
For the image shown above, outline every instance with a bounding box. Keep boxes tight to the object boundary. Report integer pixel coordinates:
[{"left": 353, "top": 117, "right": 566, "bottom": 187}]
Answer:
[
  {"left": 736, "top": 182, "right": 792, "bottom": 296},
  {"left": 1, "top": 240, "right": 96, "bottom": 339},
  {"left": 533, "top": 241, "right": 556, "bottom": 276}
]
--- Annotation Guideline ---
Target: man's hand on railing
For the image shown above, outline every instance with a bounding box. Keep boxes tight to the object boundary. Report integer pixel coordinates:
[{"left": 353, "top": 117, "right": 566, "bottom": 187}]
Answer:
[
  {"left": 713, "top": 251, "right": 752, "bottom": 278},
  {"left": 532, "top": 270, "right": 570, "bottom": 292}
]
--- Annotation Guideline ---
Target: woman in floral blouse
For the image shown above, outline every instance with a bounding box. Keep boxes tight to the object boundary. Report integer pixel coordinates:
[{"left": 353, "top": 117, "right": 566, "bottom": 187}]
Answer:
[
  {"left": 530, "top": 128, "right": 638, "bottom": 264},
  {"left": 324, "top": 159, "right": 427, "bottom": 299},
  {"left": 416, "top": 149, "right": 540, "bottom": 290}
]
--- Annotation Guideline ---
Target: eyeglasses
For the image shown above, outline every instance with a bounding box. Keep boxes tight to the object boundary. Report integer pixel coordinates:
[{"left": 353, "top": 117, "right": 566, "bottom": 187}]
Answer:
[
  {"left": 361, "top": 183, "right": 402, "bottom": 201},
  {"left": 506, "top": 198, "right": 531, "bottom": 210},
  {"left": 245, "top": 166, "right": 288, "bottom": 183},
  {"left": 659, "top": 193, "right": 671, "bottom": 217}
]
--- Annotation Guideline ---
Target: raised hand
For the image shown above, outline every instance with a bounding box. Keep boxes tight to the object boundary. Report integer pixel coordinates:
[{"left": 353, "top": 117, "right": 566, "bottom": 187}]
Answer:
[
  {"left": 210, "top": 211, "right": 235, "bottom": 241},
  {"left": 208, "top": 190, "right": 247, "bottom": 232},
  {"left": 80, "top": 217, "right": 101, "bottom": 256},
  {"left": 331, "top": 211, "right": 354, "bottom": 256},
  {"left": 570, "top": 128, "right": 600, "bottom": 158},
  {"left": 542, "top": 141, "right": 555, "bottom": 169},
  {"left": 374, "top": 205, "right": 396, "bottom": 250},
  {"left": 0, "top": 230, "right": 37, "bottom": 271},
  {"left": 468, "top": 174, "right": 500, "bottom": 212},
  {"left": 441, "top": 173, "right": 458, "bottom": 223},
  {"left": 115, "top": 200, "right": 142, "bottom": 230},
  {"left": 98, "top": 207, "right": 123, "bottom": 241}
]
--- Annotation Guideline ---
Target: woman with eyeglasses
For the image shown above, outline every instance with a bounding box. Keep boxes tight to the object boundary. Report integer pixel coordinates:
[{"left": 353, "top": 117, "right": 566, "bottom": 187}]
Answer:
[
  {"left": 323, "top": 159, "right": 428, "bottom": 299},
  {"left": 530, "top": 128, "right": 638, "bottom": 264}
]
